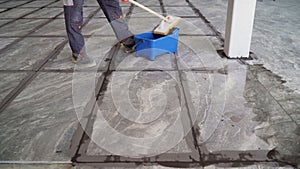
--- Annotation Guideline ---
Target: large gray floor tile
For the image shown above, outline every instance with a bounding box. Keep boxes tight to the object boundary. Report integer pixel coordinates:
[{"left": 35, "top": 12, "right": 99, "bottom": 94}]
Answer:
[
  {"left": 190, "top": 63, "right": 272, "bottom": 152},
  {"left": 0, "top": 19, "right": 49, "bottom": 36},
  {"left": 247, "top": 65, "right": 300, "bottom": 157},
  {"left": 110, "top": 48, "right": 176, "bottom": 71},
  {"left": 184, "top": 62, "right": 299, "bottom": 159},
  {"left": 86, "top": 71, "right": 194, "bottom": 158},
  {"left": 44, "top": 36, "right": 116, "bottom": 71},
  {"left": 0, "top": 72, "right": 101, "bottom": 161},
  {"left": 24, "top": 7, "right": 63, "bottom": 18},
  {"left": 0, "top": 37, "right": 65, "bottom": 70},
  {"left": 177, "top": 36, "right": 224, "bottom": 70},
  {"left": 0, "top": 72, "right": 28, "bottom": 103}
]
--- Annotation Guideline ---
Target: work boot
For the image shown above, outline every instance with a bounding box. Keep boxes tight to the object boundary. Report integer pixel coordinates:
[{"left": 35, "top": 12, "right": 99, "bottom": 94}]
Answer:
[
  {"left": 121, "top": 36, "right": 136, "bottom": 53},
  {"left": 71, "top": 53, "right": 96, "bottom": 68}
]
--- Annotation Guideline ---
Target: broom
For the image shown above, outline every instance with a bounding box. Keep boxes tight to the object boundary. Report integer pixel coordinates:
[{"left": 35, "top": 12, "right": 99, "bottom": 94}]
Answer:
[{"left": 122, "top": 0, "right": 181, "bottom": 35}]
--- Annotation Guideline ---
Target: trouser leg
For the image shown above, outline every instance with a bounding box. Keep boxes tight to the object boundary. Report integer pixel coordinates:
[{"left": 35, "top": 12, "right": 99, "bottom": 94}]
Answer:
[
  {"left": 97, "top": 0, "right": 133, "bottom": 42},
  {"left": 64, "top": 0, "right": 85, "bottom": 54}
]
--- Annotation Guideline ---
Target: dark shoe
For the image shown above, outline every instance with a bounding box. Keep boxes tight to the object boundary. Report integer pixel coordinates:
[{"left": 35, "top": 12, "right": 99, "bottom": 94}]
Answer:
[
  {"left": 121, "top": 36, "right": 136, "bottom": 53},
  {"left": 72, "top": 53, "right": 96, "bottom": 68}
]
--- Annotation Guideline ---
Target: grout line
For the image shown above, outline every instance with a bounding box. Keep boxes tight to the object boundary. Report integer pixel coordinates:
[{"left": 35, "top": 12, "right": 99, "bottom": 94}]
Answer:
[
  {"left": 158, "top": 0, "right": 166, "bottom": 15},
  {"left": 185, "top": 0, "right": 224, "bottom": 43},
  {"left": 174, "top": 52, "right": 204, "bottom": 166},
  {"left": 71, "top": 3, "right": 136, "bottom": 162},
  {"left": 0, "top": 72, "right": 36, "bottom": 113}
]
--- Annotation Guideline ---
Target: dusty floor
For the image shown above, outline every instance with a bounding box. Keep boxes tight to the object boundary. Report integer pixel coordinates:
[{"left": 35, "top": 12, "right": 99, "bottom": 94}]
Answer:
[{"left": 0, "top": 0, "right": 299, "bottom": 168}]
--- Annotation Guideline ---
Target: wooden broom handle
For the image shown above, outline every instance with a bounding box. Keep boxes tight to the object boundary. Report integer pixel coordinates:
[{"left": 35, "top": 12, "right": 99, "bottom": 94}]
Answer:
[{"left": 123, "top": 0, "right": 167, "bottom": 20}]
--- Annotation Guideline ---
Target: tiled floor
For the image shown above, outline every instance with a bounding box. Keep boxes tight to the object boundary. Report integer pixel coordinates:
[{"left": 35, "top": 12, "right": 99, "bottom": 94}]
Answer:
[{"left": 0, "top": 0, "right": 299, "bottom": 168}]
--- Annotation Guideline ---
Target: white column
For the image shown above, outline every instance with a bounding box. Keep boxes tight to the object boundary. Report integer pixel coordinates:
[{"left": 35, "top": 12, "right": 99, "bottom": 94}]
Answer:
[{"left": 224, "top": 0, "right": 257, "bottom": 58}]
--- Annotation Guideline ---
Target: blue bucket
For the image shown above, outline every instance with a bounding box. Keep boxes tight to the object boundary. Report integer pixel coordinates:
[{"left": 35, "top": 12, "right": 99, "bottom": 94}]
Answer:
[{"left": 134, "top": 28, "right": 180, "bottom": 61}]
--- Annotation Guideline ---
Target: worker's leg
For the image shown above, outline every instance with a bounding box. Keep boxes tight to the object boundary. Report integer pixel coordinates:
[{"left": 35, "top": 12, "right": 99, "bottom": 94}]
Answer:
[
  {"left": 97, "top": 0, "right": 133, "bottom": 42},
  {"left": 64, "top": 0, "right": 85, "bottom": 55},
  {"left": 64, "top": 0, "right": 95, "bottom": 66}
]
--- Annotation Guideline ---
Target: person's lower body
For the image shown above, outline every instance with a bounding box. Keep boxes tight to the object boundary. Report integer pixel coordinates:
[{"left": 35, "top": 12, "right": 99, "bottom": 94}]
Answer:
[
  {"left": 64, "top": 0, "right": 96, "bottom": 67},
  {"left": 63, "top": 0, "right": 136, "bottom": 67},
  {"left": 97, "top": 0, "right": 136, "bottom": 52}
]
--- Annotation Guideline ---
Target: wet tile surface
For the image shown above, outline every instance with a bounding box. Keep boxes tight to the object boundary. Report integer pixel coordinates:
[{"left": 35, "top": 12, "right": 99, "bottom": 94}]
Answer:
[
  {"left": 0, "top": 72, "right": 101, "bottom": 161},
  {"left": 246, "top": 65, "right": 300, "bottom": 157},
  {"left": 187, "top": 63, "right": 272, "bottom": 152},
  {"left": 0, "top": 37, "right": 65, "bottom": 70},
  {"left": 191, "top": 0, "right": 300, "bottom": 93}
]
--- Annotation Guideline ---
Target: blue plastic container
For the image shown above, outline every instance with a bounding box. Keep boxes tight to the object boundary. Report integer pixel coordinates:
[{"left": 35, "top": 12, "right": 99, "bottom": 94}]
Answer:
[{"left": 134, "top": 28, "right": 180, "bottom": 61}]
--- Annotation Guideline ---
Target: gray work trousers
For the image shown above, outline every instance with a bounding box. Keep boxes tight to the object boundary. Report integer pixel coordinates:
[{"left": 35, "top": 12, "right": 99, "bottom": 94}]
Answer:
[{"left": 63, "top": 0, "right": 133, "bottom": 54}]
